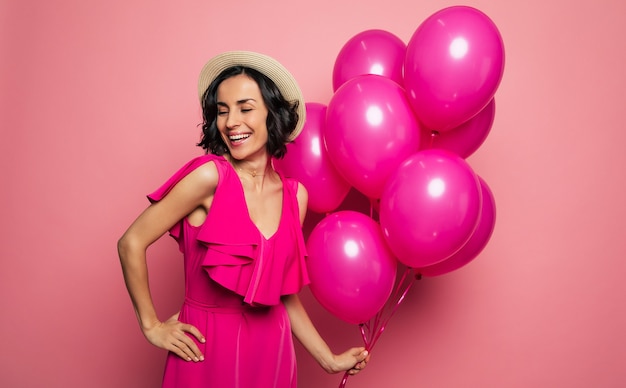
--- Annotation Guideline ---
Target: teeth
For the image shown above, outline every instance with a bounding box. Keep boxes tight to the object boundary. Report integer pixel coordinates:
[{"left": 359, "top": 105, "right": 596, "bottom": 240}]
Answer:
[{"left": 229, "top": 134, "right": 250, "bottom": 141}]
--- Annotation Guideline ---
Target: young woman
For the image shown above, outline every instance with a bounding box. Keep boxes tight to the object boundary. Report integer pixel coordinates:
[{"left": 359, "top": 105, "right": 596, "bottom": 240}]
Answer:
[{"left": 118, "top": 51, "right": 369, "bottom": 387}]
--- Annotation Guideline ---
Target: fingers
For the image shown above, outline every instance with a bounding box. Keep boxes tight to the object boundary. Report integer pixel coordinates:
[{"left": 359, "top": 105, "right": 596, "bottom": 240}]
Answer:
[
  {"left": 356, "top": 348, "right": 369, "bottom": 362},
  {"left": 171, "top": 332, "right": 204, "bottom": 362},
  {"left": 183, "top": 322, "right": 207, "bottom": 344},
  {"left": 145, "top": 319, "right": 206, "bottom": 362},
  {"left": 349, "top": 349, "right": 370, "bottom": 375},
  {"left": 349, "top": 347, "right": 368, "bottom": 363},
  {"left": 174, "top": 323, "right": 205, "bottom": 362}
]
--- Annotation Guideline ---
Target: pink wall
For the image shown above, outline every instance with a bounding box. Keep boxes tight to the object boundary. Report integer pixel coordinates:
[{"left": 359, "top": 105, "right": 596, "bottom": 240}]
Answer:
[{"left": 2, "top": 0, "right": 625, "bottom": 387}]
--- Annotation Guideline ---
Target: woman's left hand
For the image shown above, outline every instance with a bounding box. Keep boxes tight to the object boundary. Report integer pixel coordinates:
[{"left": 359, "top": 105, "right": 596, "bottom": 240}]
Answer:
[{"left": 333, "top": 347, "right": 370, "bottom": 375}]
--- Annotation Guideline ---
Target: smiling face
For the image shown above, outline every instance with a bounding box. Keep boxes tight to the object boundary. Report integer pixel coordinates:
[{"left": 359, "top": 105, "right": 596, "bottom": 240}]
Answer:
[{"left": 216, "top": 74, "right": 269, "bottom": 161}]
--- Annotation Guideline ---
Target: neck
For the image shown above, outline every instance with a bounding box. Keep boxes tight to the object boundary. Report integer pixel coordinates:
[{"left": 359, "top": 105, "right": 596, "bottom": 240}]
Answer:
[{"left": 229, "top": 155, "right": 272, "bottom": 179}]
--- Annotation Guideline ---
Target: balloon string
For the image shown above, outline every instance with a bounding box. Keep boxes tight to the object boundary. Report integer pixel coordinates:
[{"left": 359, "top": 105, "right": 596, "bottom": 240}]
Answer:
[
  {"left": 339, "top": 267, "right": 421, "bottom": 387},
  {"left": 338, "top": 324, "right": 369, "bottom": 388},
  {"left": 369, "top": 268, "right": 420, "bottom": 350},
  {"left": 339, "top": 371, "right": 350, "bottom": 388}
]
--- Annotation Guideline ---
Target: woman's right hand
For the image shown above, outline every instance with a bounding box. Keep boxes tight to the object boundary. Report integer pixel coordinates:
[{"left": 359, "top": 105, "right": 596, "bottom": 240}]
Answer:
[{"left": 143, "top": 313, "right": 206, "bottom": 362}]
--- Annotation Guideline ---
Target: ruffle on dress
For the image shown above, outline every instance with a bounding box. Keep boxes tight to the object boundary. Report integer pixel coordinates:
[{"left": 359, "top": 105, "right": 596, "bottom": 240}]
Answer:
[{"left": 148, "top": 154, "right": 309, "bottom": 306}]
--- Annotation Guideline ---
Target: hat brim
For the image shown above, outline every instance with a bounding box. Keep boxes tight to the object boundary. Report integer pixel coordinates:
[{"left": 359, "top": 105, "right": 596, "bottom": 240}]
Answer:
[{"left": 198, "top": 51, "right": 306, "bottom": 141}]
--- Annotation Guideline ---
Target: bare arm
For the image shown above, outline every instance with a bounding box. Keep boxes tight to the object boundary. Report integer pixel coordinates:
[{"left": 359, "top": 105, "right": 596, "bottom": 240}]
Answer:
[
  {"left": 117, "top": 161, "right": 218, "bottom": 361},
  {"left": 283, "top": 294, "right": 369, "bottom": 374},
  {"left": 284, "top": 183, "right": 369, "bottom": 375}
]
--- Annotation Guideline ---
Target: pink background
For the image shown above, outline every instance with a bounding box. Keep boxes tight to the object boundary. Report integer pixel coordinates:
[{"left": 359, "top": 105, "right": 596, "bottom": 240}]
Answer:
[{"left": 2, "top": 0, "right": 625, "bottom": 387}]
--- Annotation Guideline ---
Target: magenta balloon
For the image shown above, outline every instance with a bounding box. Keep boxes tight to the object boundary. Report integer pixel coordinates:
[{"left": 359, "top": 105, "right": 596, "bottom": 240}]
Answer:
[
  {"left": 332, "top": 29, "right": 406, "bottom": 92},
  {"left": 404, "top": 6, "right": 505, "bottom": 131},
  {"left": 379, "top": 149, "right": 482, "bottom": 268},
  {"left": 420, "top": 99, "right": 496, "bottom": 158},
  {"left": 306, "top": 211, "right": 397, "bottom": 324},
  {"left": 274, "top": 103, "right": 351, "bottom": 213},
  {"left": 325, "top": 74, "right": 421, "bottom": 199},
  {"left": 418, "top": 177, "right": 496, "bottom": 276}
]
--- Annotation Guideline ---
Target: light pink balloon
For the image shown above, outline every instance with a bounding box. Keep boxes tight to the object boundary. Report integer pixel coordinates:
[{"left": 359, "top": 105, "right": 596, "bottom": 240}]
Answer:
[
  {"left": 332, "top": 29, "right": 406, "bottom": 92},
  {"left": 274, "top": 103, "right": 351, "bottom": 214},
  {"left": 325, "top": 74, "right": 421, "bottom": 199},
  {"left": 306, "top": 211, "right": 397, "bottom": 325},
  {"left": 417, "top": 176, "right": 496, "bottom": 276},
  {"left": 420, "top": 99, "right": 496, "bottom": 159},
  {"left": 379, "top": 149, "right": 482, "bottom": 268},
  {"left": 404, "top": 6, "right": 505, "bottom": 131}
]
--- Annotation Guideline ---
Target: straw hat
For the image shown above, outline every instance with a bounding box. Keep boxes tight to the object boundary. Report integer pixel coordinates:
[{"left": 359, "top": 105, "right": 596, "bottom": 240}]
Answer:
[{"left": 198, "top": 51, "right": 306, "bottom": 141}]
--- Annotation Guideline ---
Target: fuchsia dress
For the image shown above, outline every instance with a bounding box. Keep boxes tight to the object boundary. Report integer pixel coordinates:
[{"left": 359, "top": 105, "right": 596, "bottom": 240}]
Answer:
[{"left": 147, "top": 154, "right": 310, "bottom": 388}]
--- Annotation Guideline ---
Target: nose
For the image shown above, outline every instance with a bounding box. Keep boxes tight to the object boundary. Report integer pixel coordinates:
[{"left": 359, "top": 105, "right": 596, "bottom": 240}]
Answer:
[{"left": 225, "top": 111, "right": 241, "bottom": 129}]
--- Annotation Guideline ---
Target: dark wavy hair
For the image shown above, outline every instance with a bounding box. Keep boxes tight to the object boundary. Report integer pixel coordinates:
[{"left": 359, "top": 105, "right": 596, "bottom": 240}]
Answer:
[{"left": 197, "top": 66, "right": 299, "bottom": 159}]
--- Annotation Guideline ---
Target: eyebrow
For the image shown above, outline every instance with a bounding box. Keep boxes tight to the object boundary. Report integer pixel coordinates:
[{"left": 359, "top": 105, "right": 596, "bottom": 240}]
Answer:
[{"left": 217, "top": 98, "right": 257, "bottom": 106}]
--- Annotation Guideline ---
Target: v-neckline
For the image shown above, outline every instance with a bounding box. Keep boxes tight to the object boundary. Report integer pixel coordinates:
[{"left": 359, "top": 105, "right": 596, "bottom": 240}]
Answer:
[{"left": 223, "top": 156, "right": 284, "bottom": 241}]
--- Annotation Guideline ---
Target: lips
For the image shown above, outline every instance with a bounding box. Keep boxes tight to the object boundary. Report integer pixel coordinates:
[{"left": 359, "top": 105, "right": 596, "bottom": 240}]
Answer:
[{"left": 229, "top": 133, "right": 251, "bottom": 144}]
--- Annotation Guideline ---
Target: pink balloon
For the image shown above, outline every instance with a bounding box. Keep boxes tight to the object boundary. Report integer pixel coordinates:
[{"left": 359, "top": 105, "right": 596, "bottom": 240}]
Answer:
[
  {"left": 417, "top": 177, "right": 496, "bottom": 276},
  {"left": 274, "top": 103, "right": 351, "bottom": 213},
  {"left": 332, "top": 29, "right": 406, "bottom": 92},
  {"left": 420, "top": 99, "right": 496, "bottom": 159},
  {"left": 379, "top": 149, "right": 482, "bottom": 268},
  {"left": 404, "top": 6, "right": 505, "bottom": 131},
  {"left": 306, "top": 211, "right": 397, "bottom": 324},
  {"left": 325, "top": 74, "right": 421, "bottom": 199}
]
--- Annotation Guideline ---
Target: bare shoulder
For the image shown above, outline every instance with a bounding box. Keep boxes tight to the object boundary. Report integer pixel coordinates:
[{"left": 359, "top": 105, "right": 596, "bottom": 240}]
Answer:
[
  {"left": 120, "top": 160, "right": 221, "bottom": 243},
  {"left": 171, "top": 160, "right": 219, "bottom": 200},
  {"left": 189, "top": 160, "right": 219, "bottom": 187}
]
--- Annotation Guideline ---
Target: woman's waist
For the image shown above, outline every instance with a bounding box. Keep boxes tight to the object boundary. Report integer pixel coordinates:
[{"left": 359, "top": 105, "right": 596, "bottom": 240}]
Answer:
[{"left": 183, "top": 296, "right": 270, "bottom": 313}]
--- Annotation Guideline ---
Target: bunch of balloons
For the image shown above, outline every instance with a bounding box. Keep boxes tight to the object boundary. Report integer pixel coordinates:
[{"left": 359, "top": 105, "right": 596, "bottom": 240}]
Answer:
[{"left": 275, "top": 6, "right": 504, "bottom": 329}]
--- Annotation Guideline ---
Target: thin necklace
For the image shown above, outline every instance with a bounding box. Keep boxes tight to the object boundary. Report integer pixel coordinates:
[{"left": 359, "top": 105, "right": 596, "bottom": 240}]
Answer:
[
  {"left": 229, "top": 156, "right": 268, "bottom": 178},
  {"left": 233, "top": 162, "right": 266, "bottom": 177},
  {"left": 239, "top": 168, "right": 265, "bottom": 178}
]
